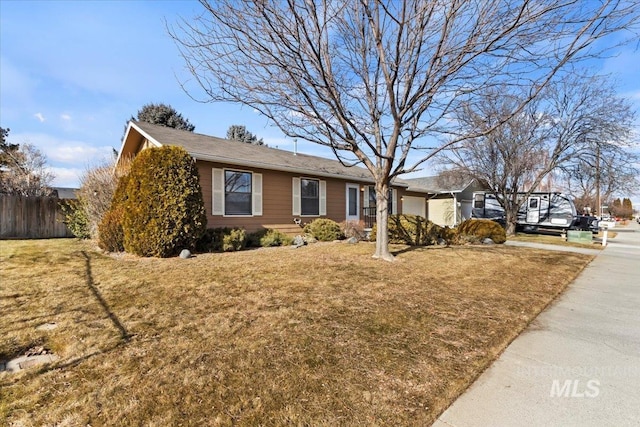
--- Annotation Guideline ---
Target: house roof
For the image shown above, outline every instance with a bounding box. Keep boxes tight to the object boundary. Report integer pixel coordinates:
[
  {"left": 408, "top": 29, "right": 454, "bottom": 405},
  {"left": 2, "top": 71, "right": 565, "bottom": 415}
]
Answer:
[
  {"left": 119, "top": 121, "right": 404, "bottom": 185},
  {"left": 52, "top": 187, "right": 78, "bottom": 199},
  {"left": 403, "top": 176, "right": 477, "bottom": 194}
]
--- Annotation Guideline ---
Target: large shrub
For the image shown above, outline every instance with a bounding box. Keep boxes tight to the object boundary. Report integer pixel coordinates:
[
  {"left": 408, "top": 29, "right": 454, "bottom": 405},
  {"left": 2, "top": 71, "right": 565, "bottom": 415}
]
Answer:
[
  {"left": 98, "top": 206, "right": 125, "bottom": 252},
  {"left": 303, "top": 218, "right": 343, "bottom": 241},
  {"left": 456, "top": 219, "right": 506, "bottom": 244},
  {"left": 121, "top": 146, "right": 206, "bottom": 257},
  {"left": 98, "top": 173, "right": 130, "bottom": 252},
  {"left": 370, "top": 214, "right": 446, "bottom": 245}
]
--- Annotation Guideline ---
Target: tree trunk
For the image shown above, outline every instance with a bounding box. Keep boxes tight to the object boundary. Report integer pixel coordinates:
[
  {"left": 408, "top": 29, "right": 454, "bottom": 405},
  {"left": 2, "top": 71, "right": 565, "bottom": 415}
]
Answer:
[
  {"left": 372, "top": 181, "right": 395, "bottom": 261},
  {"left": 505, "top": 210, "right": 517, "bottom": 236}
]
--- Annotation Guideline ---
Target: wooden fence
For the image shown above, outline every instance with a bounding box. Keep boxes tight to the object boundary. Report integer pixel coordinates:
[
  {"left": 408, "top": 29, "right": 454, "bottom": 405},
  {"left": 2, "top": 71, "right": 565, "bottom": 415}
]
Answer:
[{"left": 0, "top": 195, "right": 73, "bottom": 239}]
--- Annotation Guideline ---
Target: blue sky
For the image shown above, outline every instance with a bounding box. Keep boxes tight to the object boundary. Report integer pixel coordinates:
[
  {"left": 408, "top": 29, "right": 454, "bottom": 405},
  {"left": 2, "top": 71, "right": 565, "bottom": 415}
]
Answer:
[{"left": 1, "top": 0, "right": 639, "bottom": 203}]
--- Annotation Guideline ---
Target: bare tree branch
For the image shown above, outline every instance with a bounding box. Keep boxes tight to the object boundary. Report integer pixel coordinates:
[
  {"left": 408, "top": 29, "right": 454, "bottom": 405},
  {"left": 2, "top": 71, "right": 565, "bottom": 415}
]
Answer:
[{"left": 169, "top": 0, "right": 640, "bottom": 258}]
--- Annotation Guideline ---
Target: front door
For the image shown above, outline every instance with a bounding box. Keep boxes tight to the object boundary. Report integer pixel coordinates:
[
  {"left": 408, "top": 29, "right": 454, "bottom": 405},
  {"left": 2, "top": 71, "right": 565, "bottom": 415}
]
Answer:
[
  {"left": 526, "top": 196, "right": 541, "bottom": 224},
  {"left": 346, "top": 184, "right": 360, "bottom": 221}
]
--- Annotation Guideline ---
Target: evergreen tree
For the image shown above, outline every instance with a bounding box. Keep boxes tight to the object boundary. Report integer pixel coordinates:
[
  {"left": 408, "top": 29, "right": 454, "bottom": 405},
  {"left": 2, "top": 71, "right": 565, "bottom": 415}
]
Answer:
[
  {"left": 226, "top": 125, "right": 264, "bottom": 145},
  {"left": 135, "top": 103, "right": 195, "bottom": 132}
]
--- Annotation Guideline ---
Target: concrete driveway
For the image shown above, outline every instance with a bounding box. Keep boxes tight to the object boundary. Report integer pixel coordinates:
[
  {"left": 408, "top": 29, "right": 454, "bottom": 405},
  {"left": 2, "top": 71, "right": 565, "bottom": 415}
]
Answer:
[{"left": 434, "top": 222, "right": 640, "bottom": 427}]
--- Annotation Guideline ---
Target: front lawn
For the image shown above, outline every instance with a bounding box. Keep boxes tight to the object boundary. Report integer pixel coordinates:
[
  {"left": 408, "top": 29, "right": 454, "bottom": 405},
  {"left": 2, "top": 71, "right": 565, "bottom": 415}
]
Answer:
[
  {"left": 508, "top": 231, "right": 609, "bottom": 249},
  {"left": 0, "top": 239, "right": 591, "bottom": 425}
]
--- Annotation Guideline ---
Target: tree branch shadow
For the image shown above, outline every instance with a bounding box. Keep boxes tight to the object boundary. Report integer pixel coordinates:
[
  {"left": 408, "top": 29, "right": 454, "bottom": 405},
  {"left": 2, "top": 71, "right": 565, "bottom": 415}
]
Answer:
[{"left": 81, "top": 251, "right": 132, "bottom": 342}]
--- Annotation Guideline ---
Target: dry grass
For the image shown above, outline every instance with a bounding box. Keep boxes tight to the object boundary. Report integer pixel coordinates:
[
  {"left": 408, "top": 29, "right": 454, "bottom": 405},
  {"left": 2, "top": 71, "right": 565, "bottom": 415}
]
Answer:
[
  {"left": 509, "top": 232, "right": 609, "bottom": 249},
  {"left": 1, "top": 239, "right": 592, "bottom": 426}
]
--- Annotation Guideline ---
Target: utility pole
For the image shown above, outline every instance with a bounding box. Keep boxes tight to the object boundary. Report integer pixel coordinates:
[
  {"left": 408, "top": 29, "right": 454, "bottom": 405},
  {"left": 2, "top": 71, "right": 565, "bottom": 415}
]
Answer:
[{"left": 595, "top": 144, "right": 601, "bottom": 218}]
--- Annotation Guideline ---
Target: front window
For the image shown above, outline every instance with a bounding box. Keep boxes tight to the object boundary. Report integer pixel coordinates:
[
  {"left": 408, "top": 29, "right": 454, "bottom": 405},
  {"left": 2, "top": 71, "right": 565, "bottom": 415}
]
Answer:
[
  {"left": 301, "top": 178, "right": 319, "bottom": 215},
  {"left": 225, "top": 170, "right": 252, "bottom": 215}
]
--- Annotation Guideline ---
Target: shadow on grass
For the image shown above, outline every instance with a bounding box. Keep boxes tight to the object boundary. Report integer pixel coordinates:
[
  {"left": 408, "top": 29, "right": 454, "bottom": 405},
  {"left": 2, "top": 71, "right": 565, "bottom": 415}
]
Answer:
[
  {"left": 391, "top": 244, "right": 451, "bottom": 256},
  {"left": 81, "top": 251, "right": 132, "bottom": 342}
]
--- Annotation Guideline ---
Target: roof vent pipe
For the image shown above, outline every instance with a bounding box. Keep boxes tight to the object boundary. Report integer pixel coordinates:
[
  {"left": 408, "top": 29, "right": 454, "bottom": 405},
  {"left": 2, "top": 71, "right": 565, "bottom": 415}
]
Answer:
[{"left": 293, "top": 138, "right": 297, "bottom": 155}]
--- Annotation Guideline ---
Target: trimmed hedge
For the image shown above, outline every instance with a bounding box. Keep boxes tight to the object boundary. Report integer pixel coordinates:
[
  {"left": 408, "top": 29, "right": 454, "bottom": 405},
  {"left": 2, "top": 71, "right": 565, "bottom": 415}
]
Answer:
[
  {"left": 303, "top": 218, "right": 344, "bottom": 241},
  {"left": 456, "top": 219, "right": 506, "bottom": 244},
  {"left": 371, "top": 214, "right": 446, "bottom": 245},
  {"left": 120, "top": 146, "right": 206, "bottom": 257}
]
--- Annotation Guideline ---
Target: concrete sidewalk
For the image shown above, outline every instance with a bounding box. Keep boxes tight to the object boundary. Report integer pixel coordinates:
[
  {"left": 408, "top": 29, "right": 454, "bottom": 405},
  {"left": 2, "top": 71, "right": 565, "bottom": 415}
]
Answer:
[{"left": 434, "top": 222, "right": 640, "bottom": 427}]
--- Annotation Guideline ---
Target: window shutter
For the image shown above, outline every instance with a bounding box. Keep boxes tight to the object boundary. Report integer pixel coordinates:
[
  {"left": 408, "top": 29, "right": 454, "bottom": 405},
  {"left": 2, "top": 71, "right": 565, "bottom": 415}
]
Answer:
[
  {"left": 212, "top": 168, "right": 224, "bottom": 215},
  {"left": 392, "top": 189, "right": 398, "bottom": 214},
  {"left": 319, "top": 180, "right": 327, "bottom": 216},
  {"left": 363, "top": 185, "right": 370, "bottom": 208},
  {"left": 252, "top": 173, "right": 262, "bottom": 216},
  {"left": 292, "top": 177, "right": 301, "bottom": 215}
]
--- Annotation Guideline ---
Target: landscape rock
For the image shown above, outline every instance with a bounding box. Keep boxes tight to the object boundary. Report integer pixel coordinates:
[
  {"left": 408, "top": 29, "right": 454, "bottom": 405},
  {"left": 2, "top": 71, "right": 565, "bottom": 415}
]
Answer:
[
  {"left": 292, "top": 235, "right": 306, "bottom": 248},
  {"left": 482, "top": 238, "right": 495, "bottom": 245},
  {"left": 179, "top": 249, "right": 192, "bottom": 259},
  {"left": 437, "top": 238, "right": 447, "bottom": 246},
  {"left": 346, "top": 237, "right": 359, "bottom": 244},
  {"left": 36, "top": 322, "right": 58, "bottom": 331}
]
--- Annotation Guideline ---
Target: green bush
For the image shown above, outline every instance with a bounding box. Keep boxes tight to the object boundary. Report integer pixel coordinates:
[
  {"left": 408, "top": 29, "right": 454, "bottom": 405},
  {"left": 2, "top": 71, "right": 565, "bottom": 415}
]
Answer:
[
  {"left": 456, "top": 219, "right": 506, "bottom": 244},
  {"left": 303, "top": 218, "right": 344, "bottom": 241},
  {"left": 247, "top": 228, "right": 293, "bottom": 247},
  {"left": 60, "top": 199, "right": 90, "bottom": 239},
  {"left": 98, "top": 206, "right": 125, "bottom": 252},
  {"left": 196, "top": 227, "right": 264, "bottom": 252},
  {"left": 223, "top": 228, "right": 246, "bottom": 252},
  {"left": 370, "top": 214, "right": 446, "bottom": 246},
  {"left": 121, "top": 146, "right": 206, "bottom": 257},
  {"left": 196, "top": 228, "right": 225, "bottom": 252},
  {"left": 263, "top": 229, "right": 293, "bottom": 247}
]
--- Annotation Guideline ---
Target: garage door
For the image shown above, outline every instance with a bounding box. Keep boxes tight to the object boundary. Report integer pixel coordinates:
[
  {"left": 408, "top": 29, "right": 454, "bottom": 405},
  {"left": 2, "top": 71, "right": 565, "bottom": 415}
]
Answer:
[{"left": 402, "top": 196, "right": 426, "bottom": 218}]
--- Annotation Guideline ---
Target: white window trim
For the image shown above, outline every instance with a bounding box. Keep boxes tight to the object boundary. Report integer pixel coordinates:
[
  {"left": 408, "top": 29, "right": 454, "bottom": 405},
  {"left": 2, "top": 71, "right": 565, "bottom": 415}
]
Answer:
[
  {"left": 293, "top": 177, "right": 326, "bottom": 217},
  {"left": 212, "top": 167, "right": 262, "bottom": 217}
]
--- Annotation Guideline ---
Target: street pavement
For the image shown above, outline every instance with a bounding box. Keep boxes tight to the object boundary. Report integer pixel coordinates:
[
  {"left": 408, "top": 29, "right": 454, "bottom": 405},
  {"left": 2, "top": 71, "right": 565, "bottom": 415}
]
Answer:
[{"left": 434, "top": 221, "right": 640, "bottom": 427}]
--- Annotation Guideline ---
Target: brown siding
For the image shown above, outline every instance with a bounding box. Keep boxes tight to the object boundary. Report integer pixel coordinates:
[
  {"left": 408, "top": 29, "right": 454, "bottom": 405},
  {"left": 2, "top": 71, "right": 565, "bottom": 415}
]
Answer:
[{"left": 196, "top": 160, "right": 370, "bottom": 232}]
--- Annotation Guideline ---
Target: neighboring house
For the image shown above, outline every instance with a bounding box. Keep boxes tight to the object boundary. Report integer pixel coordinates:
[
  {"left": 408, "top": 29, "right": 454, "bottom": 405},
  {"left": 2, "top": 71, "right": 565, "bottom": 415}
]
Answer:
[
  {"left": 51, "top": 187, "right": 78, "bottom": 200},
  {"left": 403, "top": 176, "right": 486, "bottom": 227},
  {"left": 118, "top": 121, "right": 428, "bottom": 233}
]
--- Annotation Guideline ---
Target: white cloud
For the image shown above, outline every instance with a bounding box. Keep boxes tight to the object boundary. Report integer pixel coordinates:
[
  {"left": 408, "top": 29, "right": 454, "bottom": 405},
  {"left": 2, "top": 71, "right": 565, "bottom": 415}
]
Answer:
[
  {"left": 61, "top": 113, "right": 72, "bottom": 121},
  {"left": 47, "top": 166, "right": 83, "bottom": 188},
  {"left": 11, "top": 132, "right": 115, "bottom": 166},
  {"left": 34, "top": 113, "right": 45, "bottom": 122}
]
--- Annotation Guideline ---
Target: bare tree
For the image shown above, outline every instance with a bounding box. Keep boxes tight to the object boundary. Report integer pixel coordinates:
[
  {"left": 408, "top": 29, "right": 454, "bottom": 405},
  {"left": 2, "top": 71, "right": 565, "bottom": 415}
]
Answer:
[
  {"left": 170, "top": 0, "right": 639, "bottom": 259},
  {"left": 76, "top": 157, "right": 133, "bottom": 239},
  {"left": 560, "top": 145, "right": 639, "bottom": 215},
  {"left": 440, "top": 74, "right": 636, "bottom": 235},
  {"left": 0, "top": 141, "right": 54, "bottom": 197}
]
